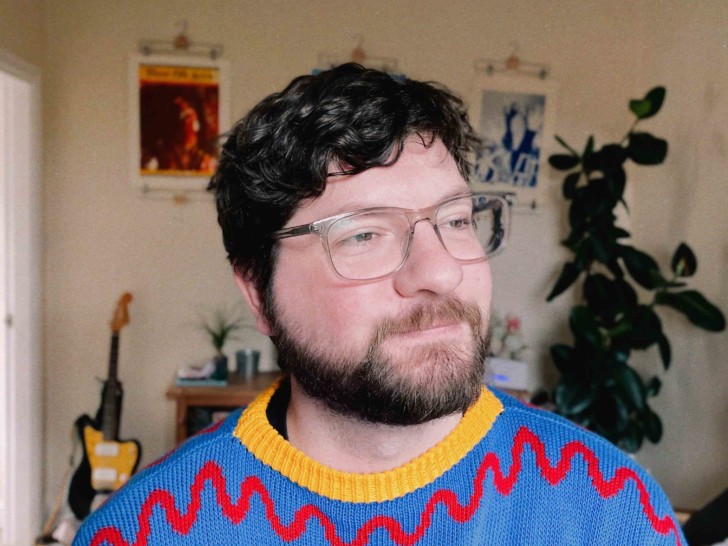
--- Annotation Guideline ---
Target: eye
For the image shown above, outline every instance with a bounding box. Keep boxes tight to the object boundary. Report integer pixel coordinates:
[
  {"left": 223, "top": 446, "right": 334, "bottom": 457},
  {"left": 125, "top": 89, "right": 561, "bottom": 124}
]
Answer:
[
  {"left": 440, "top": 214, "right": 473, "bottom": 230},
  {"left": 331, "top": 228, "right": 385, "bottom": 251},
  {"left": 328, "top": 212, "right": 405, "bottom": 257},
  {"left": 447, "top": 217, "right": 470, "bottom": 229},
  {"left": 341, "top": 231, "right": 376, "bottom": 245}
]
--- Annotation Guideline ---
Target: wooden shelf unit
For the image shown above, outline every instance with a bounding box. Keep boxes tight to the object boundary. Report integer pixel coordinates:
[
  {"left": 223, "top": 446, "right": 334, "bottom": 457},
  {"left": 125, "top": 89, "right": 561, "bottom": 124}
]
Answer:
[{"left": 166, "top": 371, "right": 283, "bottom": 443}]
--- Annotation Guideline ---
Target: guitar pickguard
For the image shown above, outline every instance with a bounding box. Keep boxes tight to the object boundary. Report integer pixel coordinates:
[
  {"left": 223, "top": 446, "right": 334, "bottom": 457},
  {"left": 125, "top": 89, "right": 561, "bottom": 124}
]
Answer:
[{"left": 82, "top": 425, "right": 140, "bottom": 491}]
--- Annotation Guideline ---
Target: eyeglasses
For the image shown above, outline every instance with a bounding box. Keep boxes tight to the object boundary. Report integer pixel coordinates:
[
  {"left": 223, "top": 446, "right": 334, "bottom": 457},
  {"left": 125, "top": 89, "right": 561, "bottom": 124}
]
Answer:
[{"left": 271, "top": 192, "right": 510, "bottom": 281}]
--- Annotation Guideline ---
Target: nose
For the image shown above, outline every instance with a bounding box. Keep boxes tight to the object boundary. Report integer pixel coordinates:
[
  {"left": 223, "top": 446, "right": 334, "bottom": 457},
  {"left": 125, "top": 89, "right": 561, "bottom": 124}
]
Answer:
[{"left": 392, "top": 220, "right": 463, "bottom": 297}]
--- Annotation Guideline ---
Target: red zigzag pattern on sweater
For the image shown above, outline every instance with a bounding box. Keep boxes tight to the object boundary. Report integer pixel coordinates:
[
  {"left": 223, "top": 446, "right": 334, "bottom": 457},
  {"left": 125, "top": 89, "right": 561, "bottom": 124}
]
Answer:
[{"left": 89, "top": 426, "right": 681, "bottom": 546}]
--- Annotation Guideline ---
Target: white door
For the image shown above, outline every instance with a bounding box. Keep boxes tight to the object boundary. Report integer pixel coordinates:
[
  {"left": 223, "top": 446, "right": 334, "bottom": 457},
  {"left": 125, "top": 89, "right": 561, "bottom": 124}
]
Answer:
[
  {"left": 0, "top": 50, "right": 42, "bottom": 546},
  {"left": 0, "top": 62, "right": 7, "bottom": 546}
]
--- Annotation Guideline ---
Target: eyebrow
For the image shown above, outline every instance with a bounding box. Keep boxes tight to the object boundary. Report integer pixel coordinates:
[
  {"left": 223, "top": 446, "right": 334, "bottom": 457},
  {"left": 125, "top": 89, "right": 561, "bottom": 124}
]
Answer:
[{"left": 319, "top": 189, "right": 473, "bottom": 218}]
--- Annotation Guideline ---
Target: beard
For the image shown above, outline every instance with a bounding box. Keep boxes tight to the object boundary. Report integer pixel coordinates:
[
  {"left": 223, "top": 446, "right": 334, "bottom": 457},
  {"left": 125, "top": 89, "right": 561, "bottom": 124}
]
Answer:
[{"left": 268, "top": 297, "right": 490, "bottom": 426}]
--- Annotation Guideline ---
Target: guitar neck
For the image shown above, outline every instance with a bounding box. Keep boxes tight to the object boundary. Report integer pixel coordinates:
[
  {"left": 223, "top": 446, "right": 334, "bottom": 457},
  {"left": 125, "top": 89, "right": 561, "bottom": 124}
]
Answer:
[
  {"left": 101, "top": 333, "right": 122, "bottom": 440},
  {"left": 108, "top": 333, "right": 120, "bottom": 381}
]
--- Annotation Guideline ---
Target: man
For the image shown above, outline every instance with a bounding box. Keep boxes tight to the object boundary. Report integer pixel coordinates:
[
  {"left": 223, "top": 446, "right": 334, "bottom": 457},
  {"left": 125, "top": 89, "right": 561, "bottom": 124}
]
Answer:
[{"left": 74, "top": 64, "right": 685, "bottom": 545}]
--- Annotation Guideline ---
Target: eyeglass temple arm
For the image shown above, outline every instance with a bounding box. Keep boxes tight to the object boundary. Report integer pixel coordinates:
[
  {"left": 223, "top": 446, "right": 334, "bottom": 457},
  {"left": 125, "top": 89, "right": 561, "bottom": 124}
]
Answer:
[{"left": 271, "top": 224, "right": 319, "bottom": 240}]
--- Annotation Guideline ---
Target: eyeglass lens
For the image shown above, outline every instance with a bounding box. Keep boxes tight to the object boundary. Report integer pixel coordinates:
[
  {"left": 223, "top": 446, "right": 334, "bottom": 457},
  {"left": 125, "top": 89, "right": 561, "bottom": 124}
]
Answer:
[{"left": 326, "top": 195, "right": 506, "bottom": 280}]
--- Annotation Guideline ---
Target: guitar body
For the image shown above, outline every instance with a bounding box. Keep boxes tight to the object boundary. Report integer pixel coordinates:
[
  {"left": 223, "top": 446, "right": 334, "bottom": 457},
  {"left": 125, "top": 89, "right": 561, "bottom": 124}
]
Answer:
[
  {"left": 68, "top": 410, "right": 142, "bottom": 519},
  {"left": 67, "top": 293, "right": 141, "bottom": 520},
  {"left": 82, "top": 420, "right": 141, "bottom": 491},
  {"left": 68, "top": 415, "right": 96, "bottom": 520}
]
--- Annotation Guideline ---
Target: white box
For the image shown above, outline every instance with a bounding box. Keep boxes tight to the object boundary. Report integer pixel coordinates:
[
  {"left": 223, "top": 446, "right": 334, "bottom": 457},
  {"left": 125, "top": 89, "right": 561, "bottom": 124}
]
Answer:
[{"left": 485, "top": 357, "right": 532, "bottom": 391}]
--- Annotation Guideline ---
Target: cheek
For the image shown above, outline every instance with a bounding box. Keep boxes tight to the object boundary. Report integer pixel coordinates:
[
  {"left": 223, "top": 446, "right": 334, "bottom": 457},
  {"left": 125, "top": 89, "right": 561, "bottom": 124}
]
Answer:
[
  {"left": 310, "top": 281, "right": 390, "bottom": 341},
  {"left": 272, "top": 248, "right": 379, "bottom": 339},
  {"left": 463, "top": 261, "right": 492, "bottom": 309}
]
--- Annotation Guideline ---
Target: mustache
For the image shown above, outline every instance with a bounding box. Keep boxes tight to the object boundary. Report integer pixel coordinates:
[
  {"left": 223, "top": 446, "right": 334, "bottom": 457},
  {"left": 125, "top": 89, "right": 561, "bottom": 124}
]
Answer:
[{"left": 374, "top": 298, "right": 484, "bottom": 340}]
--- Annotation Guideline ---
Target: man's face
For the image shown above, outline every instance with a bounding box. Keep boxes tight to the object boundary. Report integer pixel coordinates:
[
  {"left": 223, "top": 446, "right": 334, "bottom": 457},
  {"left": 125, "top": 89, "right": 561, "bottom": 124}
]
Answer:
[{"left": 265, "top": 139, "right": 492, "bottom": 424}]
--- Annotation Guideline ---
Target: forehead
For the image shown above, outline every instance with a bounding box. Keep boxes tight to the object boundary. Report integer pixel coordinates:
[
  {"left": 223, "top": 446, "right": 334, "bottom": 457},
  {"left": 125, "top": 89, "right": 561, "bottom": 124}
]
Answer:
[{"left": 289, "top": 139, "right": 469, "bottom": 225}]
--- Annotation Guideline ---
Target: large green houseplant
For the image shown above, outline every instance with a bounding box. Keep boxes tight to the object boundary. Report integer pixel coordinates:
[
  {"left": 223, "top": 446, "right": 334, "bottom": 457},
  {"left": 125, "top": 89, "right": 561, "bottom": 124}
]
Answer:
[{"left": 547, "top": 87, "right": 725, "bottom": 453}]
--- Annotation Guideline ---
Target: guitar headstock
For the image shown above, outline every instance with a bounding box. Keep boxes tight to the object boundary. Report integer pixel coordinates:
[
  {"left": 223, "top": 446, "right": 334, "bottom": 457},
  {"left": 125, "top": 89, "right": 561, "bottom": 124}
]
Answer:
[{"left": 110, "top": 292, "right": 133, "bottom": 333}]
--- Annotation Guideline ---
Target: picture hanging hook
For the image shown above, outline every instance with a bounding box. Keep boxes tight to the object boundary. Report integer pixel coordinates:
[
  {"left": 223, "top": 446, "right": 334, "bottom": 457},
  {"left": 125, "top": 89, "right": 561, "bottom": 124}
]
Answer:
[
  {"left": 351, "top": 34, "right": 366, "bottom": 64},
  {"left": 174, "top": 20, "right": 189, "bottom": 50},
  {"left": 506, "top": 41, "right": 521, "bottom": 70}
]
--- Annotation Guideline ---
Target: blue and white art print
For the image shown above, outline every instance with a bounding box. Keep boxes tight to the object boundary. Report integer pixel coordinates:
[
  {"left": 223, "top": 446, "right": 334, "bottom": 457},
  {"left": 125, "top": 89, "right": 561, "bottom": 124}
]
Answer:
[{"left": 471, "top": 75, "right": 556, "bottom": 209}]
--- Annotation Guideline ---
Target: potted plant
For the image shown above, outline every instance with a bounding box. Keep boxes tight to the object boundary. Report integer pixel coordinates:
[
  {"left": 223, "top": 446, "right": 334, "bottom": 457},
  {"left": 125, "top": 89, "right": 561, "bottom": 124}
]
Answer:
[
  {"left": 547, "top": 86, "right": 725, "bottom": 452},
  {"left": 198, "top": 304, "right": 248, "bottom": 380},
  {"left": 486, "top": 312, "right": 531, "bottom": 398},
  {"left": 489, "top": 312, "right": 528, "bottom": 362}
]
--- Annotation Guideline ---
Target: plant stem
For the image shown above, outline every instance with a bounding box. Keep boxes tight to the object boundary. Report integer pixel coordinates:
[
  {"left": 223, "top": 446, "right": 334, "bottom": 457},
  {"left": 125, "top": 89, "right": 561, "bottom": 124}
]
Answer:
[{"left": 619, "top": 118, "right": 641, "bottom": 146}]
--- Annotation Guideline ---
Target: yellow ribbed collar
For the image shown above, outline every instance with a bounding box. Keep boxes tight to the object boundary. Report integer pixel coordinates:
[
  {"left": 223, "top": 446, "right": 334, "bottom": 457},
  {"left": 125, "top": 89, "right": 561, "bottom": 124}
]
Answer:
[{"left": 233, "top": 380, "right": 503, "bottom": 503}]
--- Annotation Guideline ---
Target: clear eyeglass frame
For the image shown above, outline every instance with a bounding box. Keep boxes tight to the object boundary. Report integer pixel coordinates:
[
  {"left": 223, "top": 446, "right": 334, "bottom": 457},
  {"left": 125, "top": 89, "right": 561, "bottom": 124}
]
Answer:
[{"left": 271, "top": 191, "right": 511, "bottom": 281}]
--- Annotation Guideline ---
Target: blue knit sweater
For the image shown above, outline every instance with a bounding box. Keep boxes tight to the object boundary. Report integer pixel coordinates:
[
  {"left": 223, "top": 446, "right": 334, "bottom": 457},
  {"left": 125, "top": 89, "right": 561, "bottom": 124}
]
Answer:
[{"left": 73, "top": 383, "right": 686, "bottom": 545}]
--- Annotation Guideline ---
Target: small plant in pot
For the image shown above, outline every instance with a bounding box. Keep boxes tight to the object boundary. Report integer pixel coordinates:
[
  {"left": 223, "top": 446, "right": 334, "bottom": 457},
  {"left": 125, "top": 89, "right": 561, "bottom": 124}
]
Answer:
[
  {"left": 489, "top": 312, "right": 528, "bottom": 362},
  {"left": 547, "top": 86, "right": 725, "bottom": 453},
  {"left": 198, "top": 305, "right": 249, "bottom": 381}
]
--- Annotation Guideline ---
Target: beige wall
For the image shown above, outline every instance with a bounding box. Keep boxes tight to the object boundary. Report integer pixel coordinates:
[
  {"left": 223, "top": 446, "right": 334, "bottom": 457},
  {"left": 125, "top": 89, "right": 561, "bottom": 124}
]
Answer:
[
  {"left": 629, "top": 1, "right": 728, "bottom": 509},
  {"left": 12, "top": 0, "right": 727, "bottom": 513},
  {"left": 0, "top": 0, "right": 44, "bottom": 66}
]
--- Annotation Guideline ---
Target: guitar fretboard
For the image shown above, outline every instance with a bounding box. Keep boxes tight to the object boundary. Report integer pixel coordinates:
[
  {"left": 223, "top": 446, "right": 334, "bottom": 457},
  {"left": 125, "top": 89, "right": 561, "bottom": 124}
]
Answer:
[
  {"left": 101, "top": 332, "right": 121, "bottom": 440},
  {"left": 108, "top": 333, "right": 120, "bottom": 381}
]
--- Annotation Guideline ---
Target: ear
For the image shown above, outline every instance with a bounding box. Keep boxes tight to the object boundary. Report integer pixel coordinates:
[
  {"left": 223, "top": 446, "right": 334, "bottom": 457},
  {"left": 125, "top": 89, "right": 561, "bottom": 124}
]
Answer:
[{"left": 234, "top": 273, "right": 272, "bottom": 336}]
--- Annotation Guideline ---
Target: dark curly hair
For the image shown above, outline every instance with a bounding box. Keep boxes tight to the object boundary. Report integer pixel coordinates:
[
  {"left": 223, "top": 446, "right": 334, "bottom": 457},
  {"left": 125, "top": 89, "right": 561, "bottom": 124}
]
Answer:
[{"left": 209, "top": 63, "right": 480, "bottom": 305}]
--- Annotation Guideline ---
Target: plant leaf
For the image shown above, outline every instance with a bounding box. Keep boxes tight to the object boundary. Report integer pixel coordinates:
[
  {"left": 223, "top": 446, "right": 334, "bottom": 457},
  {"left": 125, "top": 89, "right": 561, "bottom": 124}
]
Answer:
[
  {"left": 583, "top": 274, "right": 612, "bottom": 311},
  {"left": 656, "top": 290, "right": 727, "bottom": 331},
  {"left": 562, "top": 223, "right": 586, "bottom": 249},
  {"left": 549, "top": 154, "right": 580, "bottom": 171},
  {"left": 620, "top": 245, "right": 660, "bottom": 289},
  {"left": 547, "top": 262, "right": 582, "bottom": 301},
  {"left": 649, "top": 269, "right": 686, "bottom": 289},
  {"left": 577, "top": 181, "right": 611, "bottom": 220},
  {"left": 562, "top": 172, "right": 580, "bottom": 199},
  {"left": 645, "top": 377, "right": 662, "bottom": 397},
  {"left": 583, "top": 135, "right": 595, "bottom": 158},
  {"left": 570, "top": 306, "right": 602, "bottom": 350},
  {"left": 671, "top": 242, "right": 697, "bottom": 277},
  {"left": 574, "top": 238, "right": 595, "bottom": 270},
  {"left": 606, "top": 258, "right": 624, "bottom": 279},
  {"left": 555, "top": 380, "right": 593, "bottom": 416},
  {"left": 657, "top": 333, "right": 671, "bottom": 370},
  {"left": 629, "top": 87, "right": 666, "bottom": 120},
  {"left": 629, "top": 100, "right": 650, "bottom": 119},
  {"left": 612, "top": 226, "right": 631, "bottom": 239},
  {"left": 594, "top": 387, "right": 629, "bottom": 435},
  {"left": 643, "top": 408, "right": 663, "bottom": 443},
  {"left": 198, "top": 304, "right": 250, "bottom": 352},
  {"left": 628, "top": 305, "right": 663, "bottom": 350},
  {"left": 555, "top": 135, "right": 578, "bottom": 155},
  {"left": 550, "top": 344, "right": 576, "bottom": 375},
  {"left": 590, "top": 236, "right": 612, "bottom": 266},
  {"left": 620, "top": 424, "right": 643, "bottom": 454},
  {"left": 614, "top": 279, "right": 639, "bottom": 308},
  {"left": 603, "top": 170, "right": 627, "bottom": 206},
  {"left": 612, "top": 365, "right": 646, "bottom": 410},
  {"left": 594, "top": 144, "right": 629, "bottom": 174},
  {"left": 627, "top": 132, "right": 668, "bottom": 165}
]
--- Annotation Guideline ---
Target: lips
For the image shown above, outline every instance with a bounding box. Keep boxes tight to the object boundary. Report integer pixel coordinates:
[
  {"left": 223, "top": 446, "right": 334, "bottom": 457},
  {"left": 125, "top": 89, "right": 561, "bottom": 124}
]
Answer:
[
  {"left": 375, "top": 298, "right": 482, "bottom": 340},
  {"left": 393, "top": 320, "right": 463, "bottom": 336}
]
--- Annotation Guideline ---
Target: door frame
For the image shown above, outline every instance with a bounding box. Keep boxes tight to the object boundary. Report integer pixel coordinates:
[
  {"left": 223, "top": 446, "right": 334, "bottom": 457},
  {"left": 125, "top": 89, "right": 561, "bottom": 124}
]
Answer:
[{"left": 0, "top": 48, "right": 42, "bottom": 546}]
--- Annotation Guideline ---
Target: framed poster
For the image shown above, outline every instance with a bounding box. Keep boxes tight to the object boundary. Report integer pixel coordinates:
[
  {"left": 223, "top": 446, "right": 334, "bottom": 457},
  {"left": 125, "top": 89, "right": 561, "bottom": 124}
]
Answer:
[
  {"left": 129, "top": 55, "right": 229, "bottom": 191},
  {"left": 469, "top": 73, "right": 556, "bottom": 209}
]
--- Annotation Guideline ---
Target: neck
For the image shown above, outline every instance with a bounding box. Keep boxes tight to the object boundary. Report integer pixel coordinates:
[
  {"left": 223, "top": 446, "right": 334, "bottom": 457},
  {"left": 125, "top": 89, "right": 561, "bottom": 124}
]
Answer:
[{"left": 285, "top": 377, "right": 462, "bottom": 473}]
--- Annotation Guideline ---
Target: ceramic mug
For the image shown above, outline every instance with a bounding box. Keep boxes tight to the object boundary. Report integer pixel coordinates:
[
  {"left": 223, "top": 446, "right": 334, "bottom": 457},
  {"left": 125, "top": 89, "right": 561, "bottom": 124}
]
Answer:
[{"left": 235, "top": 349, "right": 260, "bottom": 379}]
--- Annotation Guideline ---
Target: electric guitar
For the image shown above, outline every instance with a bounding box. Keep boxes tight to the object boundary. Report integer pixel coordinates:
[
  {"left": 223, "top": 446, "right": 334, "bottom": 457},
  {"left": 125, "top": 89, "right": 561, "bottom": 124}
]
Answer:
[{"left": 68, "top": 293, "right": 142, "bottom": 520}]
